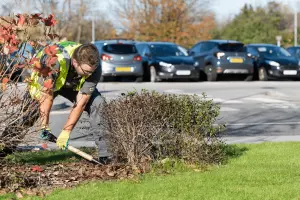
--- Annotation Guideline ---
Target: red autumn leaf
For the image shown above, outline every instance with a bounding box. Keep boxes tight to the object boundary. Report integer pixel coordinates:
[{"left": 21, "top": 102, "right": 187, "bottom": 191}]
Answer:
[
  {"left": 31, "top": 13, "right": 42, "bottom": 19},
  {"left": 44, "top": 45, "right": 57, "bottom": 56},
  {"left": 42, "top": 14, "right": 57, "bottom": 26},
  {"left": 45, "top": 56, "right": 57, "bottom": 67},
  {"left": 2, "top": 77, "right": 9, "bottom": 91},
  {"left": 16, "top": 14, "right": 26, "bottom": 26},
  {"left": 17, "top": 64, "right": 25, "bottom": 69},
  {"left": 43, "top": 79, "right": 53, "bottom": 89},
  {"left": 47, "top": 33, "right": 59, "bottom": 40},
  {"left": 4, "top": 45, "right": 18, "bottom": 54},
  {"left": 29, "top": 58, "right": 42, "bottom": 69},
  {"left": 31, "top": 165, "right": 43, "bottom": 172}
]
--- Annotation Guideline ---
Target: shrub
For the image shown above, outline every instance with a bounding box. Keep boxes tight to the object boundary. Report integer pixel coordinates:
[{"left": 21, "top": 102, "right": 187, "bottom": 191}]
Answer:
[{"left": 101, "top": 90, "right": 225, "bottom": 167}]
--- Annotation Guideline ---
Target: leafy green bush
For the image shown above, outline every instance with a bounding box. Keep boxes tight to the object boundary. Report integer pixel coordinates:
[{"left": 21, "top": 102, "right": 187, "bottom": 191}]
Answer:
[{"left": 101, "top": 90, "right": 225, "bottom": 167}]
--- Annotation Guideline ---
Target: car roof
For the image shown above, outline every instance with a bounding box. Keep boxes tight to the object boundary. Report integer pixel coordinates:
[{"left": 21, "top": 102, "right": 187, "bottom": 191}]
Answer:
[
  {"left": 286, "top": 46, "right": 300, "bottom": 49},
  {"left": 206, "top": 39, "right": 242, "bottom": 44},
  {"left": 246, "top": 43, "right": 278, "bottom": 47},
  {"left": 135, "top": 41, "right": 177, "bottom": 45},
  {"left": 93, "top": 40, "right": 135, "bottom": 45}
]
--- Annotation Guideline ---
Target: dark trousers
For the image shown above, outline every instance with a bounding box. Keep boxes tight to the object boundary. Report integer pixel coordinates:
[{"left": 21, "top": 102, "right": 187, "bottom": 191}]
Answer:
[{"left": 53, "top": 87, "right": 110, "bottom": 157}]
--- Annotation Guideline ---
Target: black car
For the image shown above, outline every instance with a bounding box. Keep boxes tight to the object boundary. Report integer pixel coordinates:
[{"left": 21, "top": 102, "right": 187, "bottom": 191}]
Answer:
[
  {"left": 188, "top": 40, "right": 254, "bottom": 81},
  {"left": 135, "top": 42, "right": 199, "bottom": 82},
  {"left": 246, "top": 44, "right": 300, "bottom": 81}
]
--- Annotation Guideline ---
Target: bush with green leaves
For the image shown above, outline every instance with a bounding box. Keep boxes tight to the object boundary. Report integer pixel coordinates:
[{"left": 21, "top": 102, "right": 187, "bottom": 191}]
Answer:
[{"left": 101, "top": 89, "right": 225, "bottom": 167}]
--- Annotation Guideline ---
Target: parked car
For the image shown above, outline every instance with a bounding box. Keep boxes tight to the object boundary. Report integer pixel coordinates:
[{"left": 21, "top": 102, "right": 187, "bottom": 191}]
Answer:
[
  {"left": 135, "top": 42, "right": 200, "bottom": 82},
  {"left": 93, "top": 39, "right": 143, "bottom": 82},
  {"left": 246, "top": 44, "right": 300, "bottom": 81},
  {"left": 286, "top": 46, "right": 300, "bottom": 60},
  {"left": 188, "top": 40, "right": 254, "bottom": 81}
]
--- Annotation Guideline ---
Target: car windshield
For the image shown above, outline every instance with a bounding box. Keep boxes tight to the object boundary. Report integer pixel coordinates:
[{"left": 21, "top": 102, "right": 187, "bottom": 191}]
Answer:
[
  {"left": 150, "top": 44, "right": 186, "bottom": 57},
  {"left": 255, "top": 46, "right": 291, "bottom": 57},
  {"left": 218, "top": 43, "right": 246, "bottom": 52},
  {"left": 103, "top": 44, "right": 137, "bottom": 54}
]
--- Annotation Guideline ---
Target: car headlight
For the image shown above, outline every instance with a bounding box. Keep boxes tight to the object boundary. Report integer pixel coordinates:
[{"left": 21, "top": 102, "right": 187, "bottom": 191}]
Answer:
[
  {"left": 159, "top": 61, "right": 173, "bottom": 68},
  {"left": 194, "top": 61, "right": 199, "bottom": 66},
  {"left": 266, "top": 60, "right": 280, "bottom": 68}
]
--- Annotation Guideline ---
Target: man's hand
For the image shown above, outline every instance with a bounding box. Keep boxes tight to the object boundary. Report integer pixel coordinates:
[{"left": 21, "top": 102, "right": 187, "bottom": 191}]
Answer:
[
  {"left": 40, "top": 126, "right": 52, "bottom": 140},
  {"left": 56, "top": 130, "right": 71, "bottom": 150}
]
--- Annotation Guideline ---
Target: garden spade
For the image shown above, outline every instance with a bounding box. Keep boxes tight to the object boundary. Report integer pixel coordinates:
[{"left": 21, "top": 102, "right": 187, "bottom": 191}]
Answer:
[{"left": 41, "top": 131, "right": 103, "bottom": 165}]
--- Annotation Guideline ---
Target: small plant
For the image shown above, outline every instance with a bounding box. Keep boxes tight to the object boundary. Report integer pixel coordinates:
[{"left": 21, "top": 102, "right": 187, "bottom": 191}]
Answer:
[
  {"left": 102, "top": 89, "right": 225, "bottom": 167},
  {"left": 0, "top": 13, "right": 59, "bottom": 154}
]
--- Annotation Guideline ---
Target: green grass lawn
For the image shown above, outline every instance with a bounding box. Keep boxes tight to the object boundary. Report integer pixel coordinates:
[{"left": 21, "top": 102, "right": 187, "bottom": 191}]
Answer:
[{"left": 3, "top": 142, "right": 300, "bottom": 200}]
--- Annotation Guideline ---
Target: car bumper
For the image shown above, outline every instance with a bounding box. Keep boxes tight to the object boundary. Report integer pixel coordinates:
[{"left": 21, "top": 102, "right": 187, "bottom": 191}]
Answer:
[
  {"left": 101, "top": 62, "right": 143, "bottom": 77},
  {"left": 157, "top": 69, "right": 199, "bottom": 79},
  {"left": 267, "top": 69, "right": 300, "bottom": 78},
  {"left": 216, "top": 64, "right": 253, "bottom": 75}
]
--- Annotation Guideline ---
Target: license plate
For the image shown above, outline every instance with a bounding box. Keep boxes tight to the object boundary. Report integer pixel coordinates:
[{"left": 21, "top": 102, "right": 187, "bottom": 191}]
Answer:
[
  {"left": 283, "top": 70, "right": 297, "bottom": 75},
  {"left": 230, "top": 57, "right": 244, "bottom": 63},
  {"left": 116, "top": 67, "right": 132, "bottom": 72},
  {"left": 176, "top": 70, "right": 191, "bottom": 75}
]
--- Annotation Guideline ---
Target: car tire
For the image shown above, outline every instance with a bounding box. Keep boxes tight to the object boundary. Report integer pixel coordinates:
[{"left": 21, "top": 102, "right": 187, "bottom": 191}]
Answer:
[
  {"left": 150, "top": 66, "right": 159, "bottom": 82},
  {"left": 244, "top": 75, "right": 253, "bottom": 81},
  {"left": 207, "top": 73, "right": 217, "bottom": 81},
  {"left": 99, "top": 75, "right": 105, "bottom": 82},
  {"left": 258, "top": 67, "right": 268, "bottom": 81},
  {"left": 135, "top": 76, "right": 143, "bottom": 82}
]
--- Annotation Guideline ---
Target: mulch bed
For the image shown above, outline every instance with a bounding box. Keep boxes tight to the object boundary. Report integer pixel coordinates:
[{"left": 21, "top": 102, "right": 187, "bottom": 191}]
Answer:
[{"left": 0, "top": 159, "right": 149, "bottom": 198}]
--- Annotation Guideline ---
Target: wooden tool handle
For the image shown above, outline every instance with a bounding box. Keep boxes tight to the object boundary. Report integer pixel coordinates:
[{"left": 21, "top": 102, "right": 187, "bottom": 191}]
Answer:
[{"left": 67, "top": 146, "right": 94, "bottom": 161}]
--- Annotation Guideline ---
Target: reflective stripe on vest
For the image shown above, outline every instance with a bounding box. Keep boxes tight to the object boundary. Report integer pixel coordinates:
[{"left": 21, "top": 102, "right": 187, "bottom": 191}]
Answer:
[{"left": 28, "top": 41, "right": 87, "bottom": 100}]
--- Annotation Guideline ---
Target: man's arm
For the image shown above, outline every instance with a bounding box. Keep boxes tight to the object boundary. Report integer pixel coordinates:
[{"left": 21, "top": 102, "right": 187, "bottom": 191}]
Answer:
[
  {"left": 39, "top": 90, "right": 54, "bottom": 128},
  {"left": 63, "top": 92, "right": 91, "bottom": 132}
]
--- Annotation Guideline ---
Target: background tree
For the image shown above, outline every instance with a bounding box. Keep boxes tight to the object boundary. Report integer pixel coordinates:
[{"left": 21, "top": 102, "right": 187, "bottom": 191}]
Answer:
[
  {"left": 213, "top": 1, "right": 295, "bottom": 47},
  {"left": 114, "top": 0, "right": 216, "bottom": 48}
]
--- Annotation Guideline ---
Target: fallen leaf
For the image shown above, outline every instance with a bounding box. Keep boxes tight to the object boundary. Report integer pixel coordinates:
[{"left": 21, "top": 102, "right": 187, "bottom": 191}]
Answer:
[
  {"left": 16, "top": 191, "right": 23, "bottom": 199},
  {"left": 53, "top": 171, "right": 59, "bottom": 176},
  {"left": 31, "top": 165, "right": 43, "bottom": 172}
]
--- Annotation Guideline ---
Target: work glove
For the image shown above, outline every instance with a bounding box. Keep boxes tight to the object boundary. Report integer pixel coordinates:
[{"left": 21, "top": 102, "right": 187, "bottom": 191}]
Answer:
[
  {"left": 40, "top": 126, "right": 52, "bottom": 140},
  {"left": 56, "top": 130, "right": 70, "bottom": 150}
]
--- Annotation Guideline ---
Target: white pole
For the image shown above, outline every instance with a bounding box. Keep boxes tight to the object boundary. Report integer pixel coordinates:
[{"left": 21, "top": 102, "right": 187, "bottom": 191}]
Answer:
[{"left": 295, "top": 1, "right": 298, "bottom": 46}]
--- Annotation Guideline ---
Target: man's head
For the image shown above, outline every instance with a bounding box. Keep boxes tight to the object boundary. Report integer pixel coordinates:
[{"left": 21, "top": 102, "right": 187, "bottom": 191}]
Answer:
[{"left": 71, "top": 43, "right": 100, "bottom": 76}]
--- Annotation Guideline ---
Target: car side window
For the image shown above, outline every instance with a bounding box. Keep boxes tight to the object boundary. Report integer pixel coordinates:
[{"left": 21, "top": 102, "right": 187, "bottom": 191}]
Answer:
[
  {"left": 295, "top": 49, "right": 300, "bottom": 58},
  {"left": 247, "top": 47, "right": 259, "bottom": 57},
  {"left": 136, "top": 44, "right": 144, "bottom": 54},
  {"left": 200, "top": 42, "right": 216, "bottom": 52},
  {"left": 189, "top": 43, "right": 201, "bottom": 55}
]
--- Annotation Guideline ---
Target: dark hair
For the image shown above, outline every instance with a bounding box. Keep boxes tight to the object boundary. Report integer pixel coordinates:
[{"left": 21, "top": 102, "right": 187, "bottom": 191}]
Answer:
[{"left": 72, "top": 43, "right": 100, "bottom": 68}]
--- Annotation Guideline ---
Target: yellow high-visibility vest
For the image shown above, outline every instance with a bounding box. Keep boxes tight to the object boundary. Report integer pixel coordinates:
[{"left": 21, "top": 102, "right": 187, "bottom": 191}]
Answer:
[{"left": 28, "top": 41, "right": 87, "bottom": 99}]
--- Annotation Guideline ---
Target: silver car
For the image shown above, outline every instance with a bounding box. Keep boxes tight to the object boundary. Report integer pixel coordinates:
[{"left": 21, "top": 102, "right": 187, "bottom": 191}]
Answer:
[{"left": 94, "top": 40, "right": 143, "bottom": 82}]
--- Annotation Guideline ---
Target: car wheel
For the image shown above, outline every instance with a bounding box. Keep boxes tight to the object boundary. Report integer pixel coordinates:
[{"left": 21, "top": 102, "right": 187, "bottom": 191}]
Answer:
[
  {"left": 207, "top": 72, "right": 217, "bottom": 81},
  {"left": 135, "top": 76, "right": 143, "bottom": 82},
  {"left": 258, "top": 67, "right": 268, "bottom": 81},
  {"left": 99, "top": 75, "right": 105, "bottom": 82},
  {"left": 150, "top": 66, "right": 159, "bottom": 82},
  {"left": 244, "top": 75, "right": 253, "bottom": 81}
]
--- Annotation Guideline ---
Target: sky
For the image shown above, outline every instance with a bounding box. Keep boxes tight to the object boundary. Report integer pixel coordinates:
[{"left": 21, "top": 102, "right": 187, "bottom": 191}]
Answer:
[{"left": 212, "top": 0, "right": 299, "bottom": 22}]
